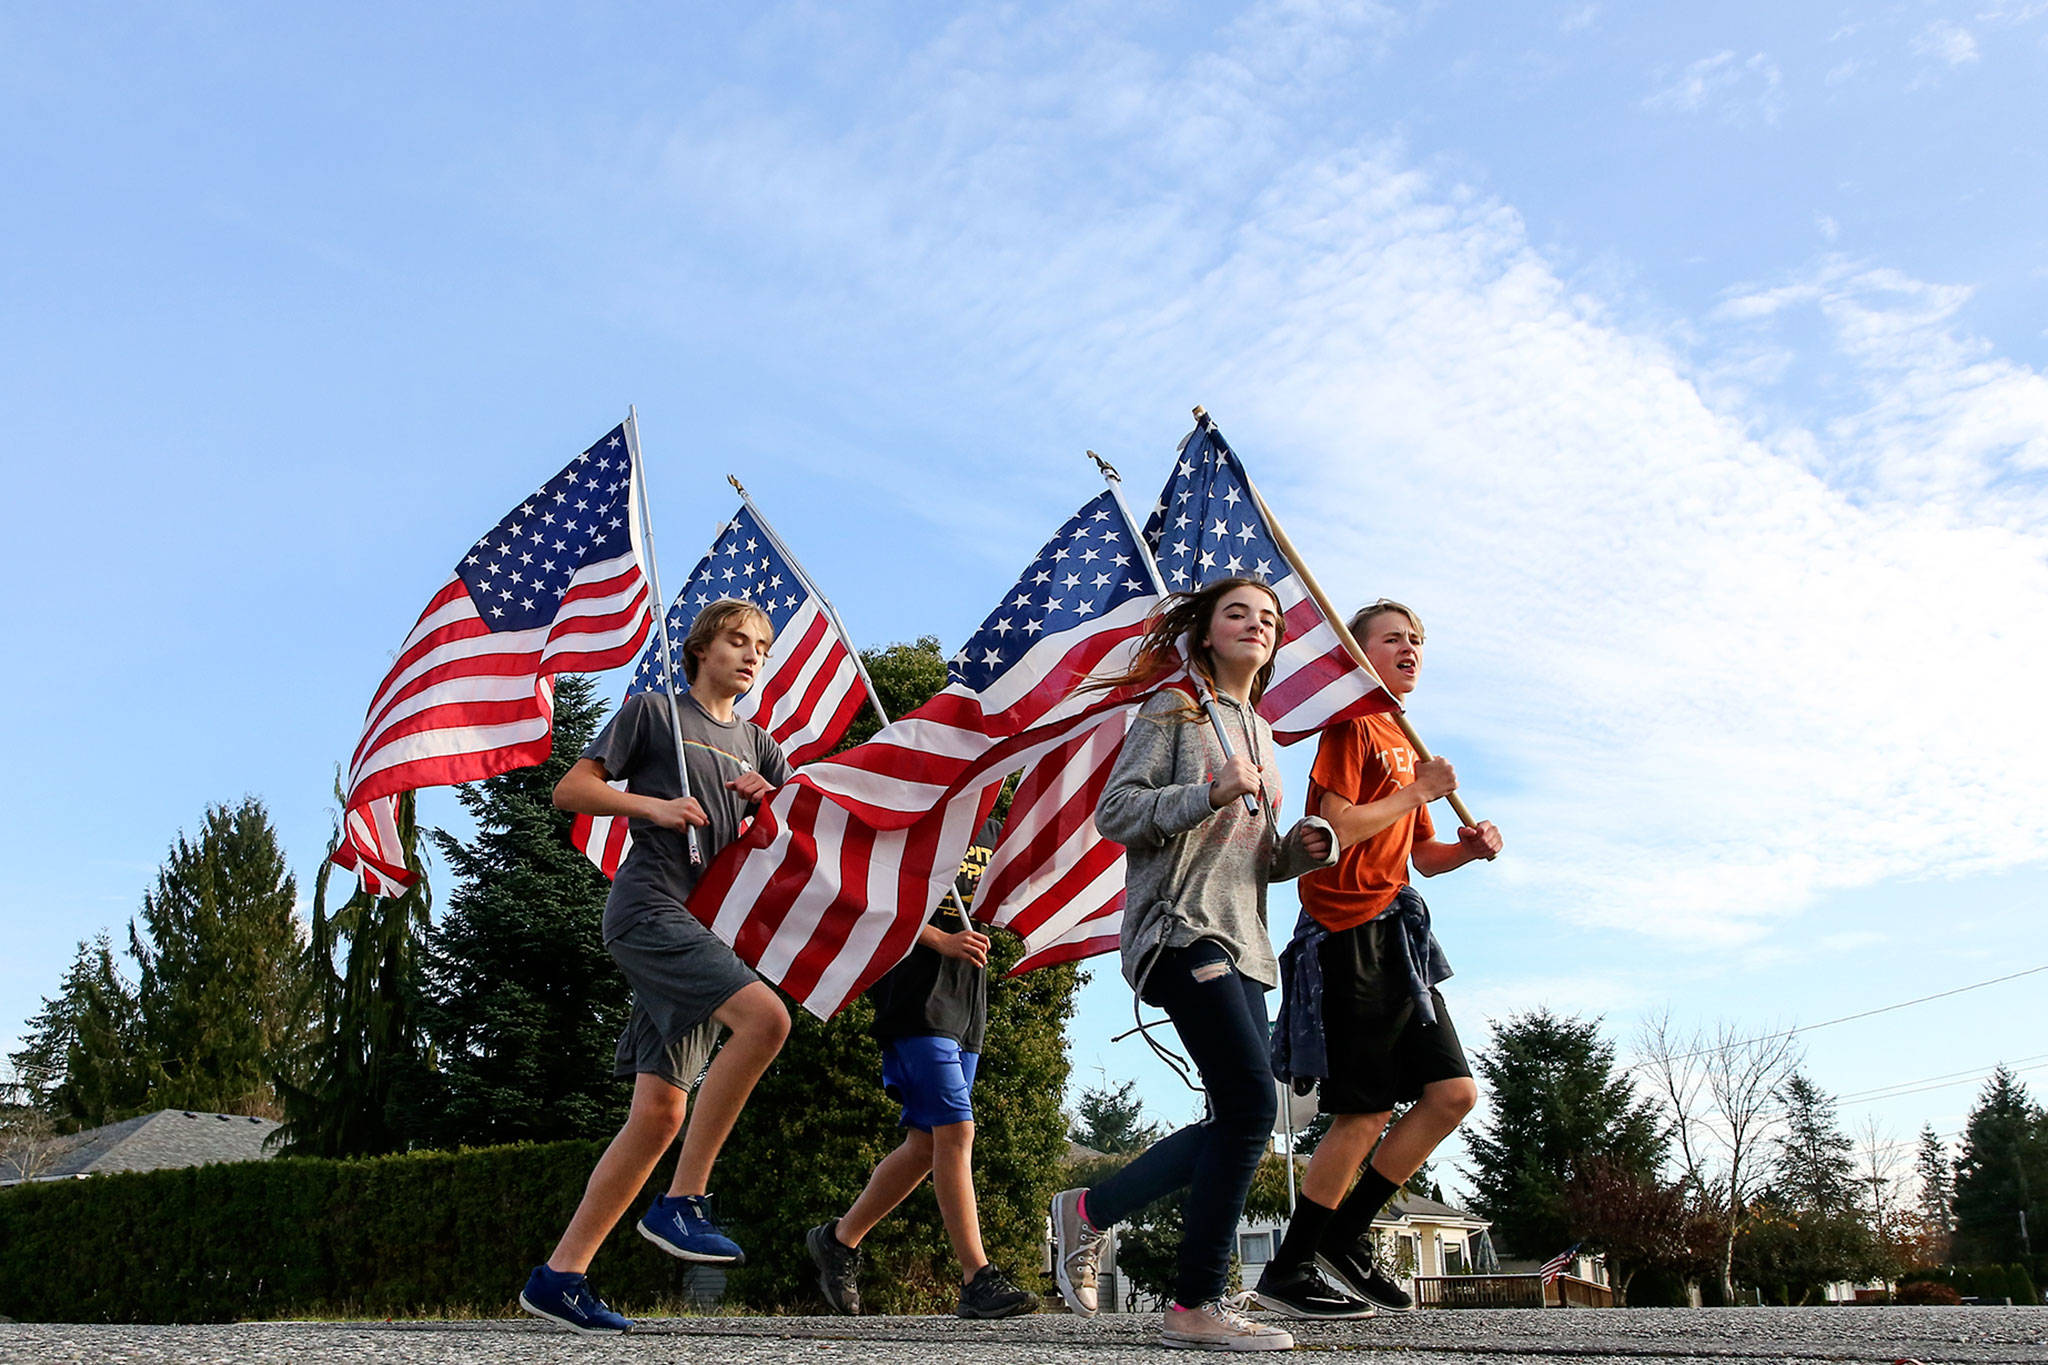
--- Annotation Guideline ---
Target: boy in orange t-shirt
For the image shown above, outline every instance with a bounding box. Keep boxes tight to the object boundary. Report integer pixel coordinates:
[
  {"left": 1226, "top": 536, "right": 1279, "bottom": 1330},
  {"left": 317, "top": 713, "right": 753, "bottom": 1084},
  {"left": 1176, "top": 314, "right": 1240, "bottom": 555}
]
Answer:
[{"left": 1252, "top": 600, "right": 1503, "bottom": 1321}]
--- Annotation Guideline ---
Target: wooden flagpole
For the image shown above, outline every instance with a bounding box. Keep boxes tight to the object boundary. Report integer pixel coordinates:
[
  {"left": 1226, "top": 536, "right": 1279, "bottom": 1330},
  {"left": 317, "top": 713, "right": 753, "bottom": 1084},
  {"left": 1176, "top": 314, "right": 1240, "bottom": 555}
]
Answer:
[{"left": 1192, "top": 406, "right": 1487, "bottom": 838}]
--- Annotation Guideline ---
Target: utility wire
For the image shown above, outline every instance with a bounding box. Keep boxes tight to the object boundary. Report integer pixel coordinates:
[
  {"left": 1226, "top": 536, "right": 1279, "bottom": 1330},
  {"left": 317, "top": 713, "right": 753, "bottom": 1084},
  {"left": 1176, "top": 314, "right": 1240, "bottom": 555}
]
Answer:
[
  {"left": 1837, "top": 1058, "right": 2048, "bottom": 1108},
  {"left": 1631, "top": 963, "right": 2048, "bottom": 1069},
  {"left": 1836, "top": 1052, "right": 2048, "bottom": 1105}
]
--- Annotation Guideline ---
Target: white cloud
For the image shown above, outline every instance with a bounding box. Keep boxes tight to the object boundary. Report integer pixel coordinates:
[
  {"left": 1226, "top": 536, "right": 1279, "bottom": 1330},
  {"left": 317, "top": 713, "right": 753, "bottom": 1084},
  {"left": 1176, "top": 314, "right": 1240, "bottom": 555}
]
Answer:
[
  {"left": 1912, "top": 21, "right": 1981, "bottom": 67},
  {"left": 1643, "top": 50, "right": 1785, "bottom": 125},
  {"left": 524, "top": 3, "right": 2048, "bottom": 955},
  {"left": 1559, "top": 4, "right": 1599, "bottom": 34}
]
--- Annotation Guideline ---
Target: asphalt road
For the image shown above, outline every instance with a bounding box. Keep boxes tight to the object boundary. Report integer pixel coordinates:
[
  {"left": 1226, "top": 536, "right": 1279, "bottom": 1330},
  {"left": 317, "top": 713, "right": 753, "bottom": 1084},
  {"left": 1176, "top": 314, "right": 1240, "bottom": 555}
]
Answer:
[{"left": 5, "top": 1306, "right": 2046, "bottom": 1364}]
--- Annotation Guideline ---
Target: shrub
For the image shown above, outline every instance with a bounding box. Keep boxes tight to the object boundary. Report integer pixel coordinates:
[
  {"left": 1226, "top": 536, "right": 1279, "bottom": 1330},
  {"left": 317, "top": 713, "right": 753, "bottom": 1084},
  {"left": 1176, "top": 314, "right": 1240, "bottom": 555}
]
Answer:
[{"left": 1895, "top": 1280, "right": 1962, "bottom": 1305}]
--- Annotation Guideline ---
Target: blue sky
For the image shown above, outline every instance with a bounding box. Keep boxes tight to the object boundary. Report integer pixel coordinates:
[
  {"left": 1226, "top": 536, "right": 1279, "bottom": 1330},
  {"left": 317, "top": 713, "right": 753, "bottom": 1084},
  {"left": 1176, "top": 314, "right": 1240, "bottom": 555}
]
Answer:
[{"left": 5, "top": 2, "right": 2045, "bottom": 1198}]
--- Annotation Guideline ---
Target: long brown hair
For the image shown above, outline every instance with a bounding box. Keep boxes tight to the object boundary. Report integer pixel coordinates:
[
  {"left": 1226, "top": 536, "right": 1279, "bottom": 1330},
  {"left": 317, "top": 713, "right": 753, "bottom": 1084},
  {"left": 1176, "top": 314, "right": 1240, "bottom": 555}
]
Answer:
[{"left": 1084, "top": 576, "right": 1288, "bottom": 716}]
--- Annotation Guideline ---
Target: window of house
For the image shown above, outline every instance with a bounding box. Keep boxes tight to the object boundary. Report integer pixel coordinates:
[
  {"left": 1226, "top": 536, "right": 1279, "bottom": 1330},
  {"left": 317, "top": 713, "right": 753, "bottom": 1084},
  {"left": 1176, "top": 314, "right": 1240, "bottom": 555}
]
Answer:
[
  {"left": 1442, "top": 1240, "right": 1465, "bottom": 1275},
  {"left": 1238, "top": 1231, "right": 1273, "bottom": 1264}
]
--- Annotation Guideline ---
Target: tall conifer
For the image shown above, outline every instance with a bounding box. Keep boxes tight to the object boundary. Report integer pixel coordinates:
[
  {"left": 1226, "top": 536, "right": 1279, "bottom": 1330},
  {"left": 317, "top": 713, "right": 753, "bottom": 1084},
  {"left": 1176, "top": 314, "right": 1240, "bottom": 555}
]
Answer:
[
  {"left": 406, "top": 673, "right": 629, "bottom": 1147},
  {"left": 1465, "top": 1009, "right": 1666, "bottom": 1258},
  {"left": 128, "top": 798, "right": 312, "bottom": 1116}
]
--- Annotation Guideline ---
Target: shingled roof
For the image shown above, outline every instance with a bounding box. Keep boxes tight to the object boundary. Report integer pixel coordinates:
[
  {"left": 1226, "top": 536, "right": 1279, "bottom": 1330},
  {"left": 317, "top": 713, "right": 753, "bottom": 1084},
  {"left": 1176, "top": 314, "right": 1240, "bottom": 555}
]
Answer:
[{"left": 6, "top": 1109, "right": 280, "bottom": 1183}]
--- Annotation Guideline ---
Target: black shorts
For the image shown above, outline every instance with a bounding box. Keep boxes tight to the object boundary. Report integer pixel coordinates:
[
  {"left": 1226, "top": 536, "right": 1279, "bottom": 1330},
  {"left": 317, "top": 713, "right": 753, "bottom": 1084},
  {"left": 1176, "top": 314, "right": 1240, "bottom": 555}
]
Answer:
[{"left": 1317, "top": 917, "right": 1471, "bottom": 1115}]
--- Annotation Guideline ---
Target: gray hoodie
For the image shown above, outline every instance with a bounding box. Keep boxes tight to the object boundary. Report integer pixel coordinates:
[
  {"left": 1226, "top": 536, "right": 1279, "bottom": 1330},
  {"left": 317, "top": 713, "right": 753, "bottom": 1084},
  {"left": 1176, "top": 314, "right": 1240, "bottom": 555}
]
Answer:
[{"left": 1096, "top": 689, "right": 1337, "bottom": 990}]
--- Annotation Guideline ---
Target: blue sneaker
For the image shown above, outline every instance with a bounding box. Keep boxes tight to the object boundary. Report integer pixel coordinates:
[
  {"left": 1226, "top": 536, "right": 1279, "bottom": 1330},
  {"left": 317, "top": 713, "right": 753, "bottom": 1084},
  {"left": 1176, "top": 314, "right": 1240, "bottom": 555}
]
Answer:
[
  {"left": 518, "top": 1265, "right": 632, "bottom": 1334},
  {"left": 638, "top": 1192, "right": 745, "bottom": 1264}
]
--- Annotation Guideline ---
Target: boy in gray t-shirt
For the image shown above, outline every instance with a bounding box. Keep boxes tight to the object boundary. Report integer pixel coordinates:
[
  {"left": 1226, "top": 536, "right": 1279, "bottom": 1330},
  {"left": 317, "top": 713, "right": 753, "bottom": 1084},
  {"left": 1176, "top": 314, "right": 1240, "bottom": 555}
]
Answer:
[{"left": 519, "top": 599, "right": 794, "bottom": 1335}]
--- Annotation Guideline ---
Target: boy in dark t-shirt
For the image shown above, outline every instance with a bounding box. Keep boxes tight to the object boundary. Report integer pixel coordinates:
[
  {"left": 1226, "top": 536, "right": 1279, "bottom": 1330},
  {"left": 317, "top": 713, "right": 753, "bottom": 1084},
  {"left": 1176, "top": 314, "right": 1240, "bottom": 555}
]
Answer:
[
  {"left": 518, "top": 599, "right": 794, "bottom": 1335},
  {"left": 804, "top": 815, "right": 1039, "bottom": 1320}
]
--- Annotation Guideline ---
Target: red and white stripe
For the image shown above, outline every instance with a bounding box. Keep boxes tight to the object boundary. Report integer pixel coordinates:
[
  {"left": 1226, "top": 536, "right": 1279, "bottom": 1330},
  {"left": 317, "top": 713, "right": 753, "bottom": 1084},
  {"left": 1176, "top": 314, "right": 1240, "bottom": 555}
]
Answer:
[
  {"left": 977, "top": 584, "right": 1396, "bottom": 977},
  {"left": 335, "top": 474, "right": 651, "bottom": 895}
]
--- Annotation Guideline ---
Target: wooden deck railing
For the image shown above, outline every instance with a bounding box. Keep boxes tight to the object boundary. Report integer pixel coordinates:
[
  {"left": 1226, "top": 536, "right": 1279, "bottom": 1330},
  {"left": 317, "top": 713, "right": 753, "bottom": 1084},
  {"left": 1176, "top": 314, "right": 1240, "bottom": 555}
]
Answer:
[
  {"left": 1412, "top": 1274, "right": 1546, "bottom": 1309},
  {"left": 1412, "top": 1273, "right": 1615, "bottom": 1309}
]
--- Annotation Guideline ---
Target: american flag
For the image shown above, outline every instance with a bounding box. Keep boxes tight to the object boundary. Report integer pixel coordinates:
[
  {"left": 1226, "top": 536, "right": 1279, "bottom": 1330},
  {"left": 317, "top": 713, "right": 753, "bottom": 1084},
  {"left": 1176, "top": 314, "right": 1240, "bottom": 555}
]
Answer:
[
  {"left": 571, "top": 502, "right": 874, "bottom": 877},
  {"left": 684, "top": 490, "right": 1162, "bottom": 1017},
  {"left": 334, "top": 422, "right": 653, "bottom": 895},
  {"left": 976, "top": 418, "right": 1398, "bottom": 975},
  {"left": 1538, "top": 1245, "right": 1580, "bottom": 1283}
]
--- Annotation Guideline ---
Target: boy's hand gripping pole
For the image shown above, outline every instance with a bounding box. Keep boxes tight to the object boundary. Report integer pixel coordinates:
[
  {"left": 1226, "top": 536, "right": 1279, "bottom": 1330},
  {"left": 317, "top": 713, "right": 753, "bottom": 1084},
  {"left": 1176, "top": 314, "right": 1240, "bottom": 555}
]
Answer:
[{"left": 1088, "top": 450, "right": 1258, "bottom": 817}]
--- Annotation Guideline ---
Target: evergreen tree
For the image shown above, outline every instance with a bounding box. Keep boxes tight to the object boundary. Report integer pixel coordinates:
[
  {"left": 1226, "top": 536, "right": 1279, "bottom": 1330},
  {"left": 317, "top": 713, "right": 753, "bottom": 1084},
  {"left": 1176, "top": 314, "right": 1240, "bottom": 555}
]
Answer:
[
  {"left": 1770, "top": 1070, "right": 1860, "bottom": 1215},
  {"left": 7, "top": 934, "right": 149, "bottom": 1130},
  {"left": 275, "top": 785, "right": 433, "bottom": 1157},
  {"left": 1953, "top": 1066, "right": 2048, "bottom": 1267},
  {"left": 1070, "top": 1077, "right": 1162, "bottom": 1154},
  {"left": 1914, "top": 1125, "right": 1953, "bottom": 1229},
  {"left": 1464, "top": 1009, "right": 1666, "bottom": 1259},
  {"left": 128, "top": 798, "right": 313, "bottom": 1117},
  {"left": 406, "top": 673, "right": 630, "bottom": 1148}
]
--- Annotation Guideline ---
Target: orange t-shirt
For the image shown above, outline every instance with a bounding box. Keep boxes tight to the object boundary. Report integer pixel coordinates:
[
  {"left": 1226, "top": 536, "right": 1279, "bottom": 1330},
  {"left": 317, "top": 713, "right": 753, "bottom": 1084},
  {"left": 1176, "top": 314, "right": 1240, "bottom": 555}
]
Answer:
[{"left": 1299, "top": 713, "right": 1435, "bottom": 932}]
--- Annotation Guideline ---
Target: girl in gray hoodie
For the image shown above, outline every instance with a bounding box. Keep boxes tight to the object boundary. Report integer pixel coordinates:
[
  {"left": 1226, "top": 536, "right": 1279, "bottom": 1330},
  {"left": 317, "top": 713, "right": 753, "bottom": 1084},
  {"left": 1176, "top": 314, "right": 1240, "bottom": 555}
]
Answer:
[{"left": 1049, "top": 576, "right": 1336, "bottom": 1351}]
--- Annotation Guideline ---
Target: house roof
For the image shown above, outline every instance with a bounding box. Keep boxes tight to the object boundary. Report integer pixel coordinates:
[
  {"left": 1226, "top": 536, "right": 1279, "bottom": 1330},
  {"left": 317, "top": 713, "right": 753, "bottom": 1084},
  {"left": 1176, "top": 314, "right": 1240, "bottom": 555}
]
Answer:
[
  {"left": 1376, "top": 1191, "right": 1490, "bottom": 1229},
  {"left": 12, "top": 1109, "right": 280, "bottom": 1182}
]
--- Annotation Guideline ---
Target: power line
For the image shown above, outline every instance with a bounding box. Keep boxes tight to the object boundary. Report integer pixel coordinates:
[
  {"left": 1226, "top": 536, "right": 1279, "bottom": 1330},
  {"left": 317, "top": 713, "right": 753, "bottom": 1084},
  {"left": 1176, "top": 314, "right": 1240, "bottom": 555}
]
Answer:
[
  {"left": 1836, "top": 1053, "right": 2048, "bottom": 1105},
  {"left": 1632, "top": 963, "right": 2048, "bottom": 1069},
  {"left": 1838, "top": 1058, "right": 2048, "bottom": 1108}
]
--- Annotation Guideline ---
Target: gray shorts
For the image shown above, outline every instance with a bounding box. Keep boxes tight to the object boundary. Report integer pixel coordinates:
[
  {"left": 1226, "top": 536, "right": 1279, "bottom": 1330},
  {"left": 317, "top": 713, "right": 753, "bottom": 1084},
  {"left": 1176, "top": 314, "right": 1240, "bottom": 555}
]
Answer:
[{"left": 607, "top": 911, "right": 760, "bottom": 1090}]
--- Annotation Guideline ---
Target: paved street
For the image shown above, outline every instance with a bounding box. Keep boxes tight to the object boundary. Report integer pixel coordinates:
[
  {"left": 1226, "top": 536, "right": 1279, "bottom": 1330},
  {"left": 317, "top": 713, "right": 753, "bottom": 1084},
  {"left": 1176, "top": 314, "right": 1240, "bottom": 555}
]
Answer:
[{"left": 5, "top": 1307, "right": 2046, "bottom": 1365}]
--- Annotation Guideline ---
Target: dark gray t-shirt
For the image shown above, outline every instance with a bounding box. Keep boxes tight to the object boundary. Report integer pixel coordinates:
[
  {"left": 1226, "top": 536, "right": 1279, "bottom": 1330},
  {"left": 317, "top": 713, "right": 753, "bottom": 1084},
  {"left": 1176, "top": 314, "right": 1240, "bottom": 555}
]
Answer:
[{"left": 583, "top": 691, "right": 791, "bottom": 942}]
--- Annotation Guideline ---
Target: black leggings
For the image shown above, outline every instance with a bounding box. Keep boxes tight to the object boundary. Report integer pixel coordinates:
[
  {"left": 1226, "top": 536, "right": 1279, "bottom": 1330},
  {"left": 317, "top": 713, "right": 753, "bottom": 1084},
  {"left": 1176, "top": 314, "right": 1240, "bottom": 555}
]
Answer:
[{"left": 1085, "top": 940, "right": 1277, "bottom": 1307}]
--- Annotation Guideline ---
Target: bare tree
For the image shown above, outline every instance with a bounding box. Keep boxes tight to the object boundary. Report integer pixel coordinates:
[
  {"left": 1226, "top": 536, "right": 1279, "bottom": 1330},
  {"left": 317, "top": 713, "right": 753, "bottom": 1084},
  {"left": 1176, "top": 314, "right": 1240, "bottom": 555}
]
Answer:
[
  {"left": 0, "top": 1062, "right": 68, "bottom": 1184},
  {"left": 1636, "top": 1009, "right": 1712, "bottom": 1195},
  {"left": 1635, "top": 1013, "right": 1800, "bottom": 1300},
  {"left": 1857, "top": 1116, "right": 1907, "bottom": 1293}
]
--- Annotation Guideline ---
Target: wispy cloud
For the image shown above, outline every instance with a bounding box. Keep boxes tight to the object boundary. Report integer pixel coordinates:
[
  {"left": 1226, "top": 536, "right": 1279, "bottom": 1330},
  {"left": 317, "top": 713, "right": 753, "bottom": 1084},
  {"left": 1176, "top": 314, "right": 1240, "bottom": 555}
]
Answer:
[
  {"left": 1643, "top": 50, "right": 1785, "bottom": 125},
  {"left": 1912, "top": 20, "right": 1981, "bottom": 67},
  {"left": 511, "top": 3, "right": 2048, "bottom": 957}
]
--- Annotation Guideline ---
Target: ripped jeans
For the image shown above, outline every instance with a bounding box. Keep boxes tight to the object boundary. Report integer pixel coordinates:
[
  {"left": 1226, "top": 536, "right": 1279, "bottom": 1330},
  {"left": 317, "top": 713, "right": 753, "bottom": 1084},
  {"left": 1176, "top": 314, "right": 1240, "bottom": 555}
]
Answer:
[{"left": 1085, "top": 939, "right": 1277, "bottom": 1307}]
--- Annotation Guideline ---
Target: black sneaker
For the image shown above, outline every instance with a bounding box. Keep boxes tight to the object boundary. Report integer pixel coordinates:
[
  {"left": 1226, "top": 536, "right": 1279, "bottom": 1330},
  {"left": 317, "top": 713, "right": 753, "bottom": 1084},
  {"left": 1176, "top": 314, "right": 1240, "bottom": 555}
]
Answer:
[
  {"left": 1251, "top": 1262, "right": 1376, "bottom": 1319},
  {"left": 1317, "top": 1240, "right": 1414, "bottom": 1312},
  {"left": 957, "top": 1263, "right": 1041, "bottom": 1319},
  {"left": 806, "top": 1220, "right": 863, "bottom": 1315}
]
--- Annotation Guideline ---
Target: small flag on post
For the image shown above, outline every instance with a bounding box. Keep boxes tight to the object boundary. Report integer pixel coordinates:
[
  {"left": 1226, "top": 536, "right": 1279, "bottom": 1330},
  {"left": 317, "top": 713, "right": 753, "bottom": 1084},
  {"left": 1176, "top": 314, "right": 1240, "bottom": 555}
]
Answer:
[
  {"left": 572, "top": 500, "right": 875, "bottom": 877},
  {"left": 1538, "top": 1245, "right": 1580, "bottom": 1283},
  {"left": 333, "top": 423, "right": 653, "bottom": 895}
]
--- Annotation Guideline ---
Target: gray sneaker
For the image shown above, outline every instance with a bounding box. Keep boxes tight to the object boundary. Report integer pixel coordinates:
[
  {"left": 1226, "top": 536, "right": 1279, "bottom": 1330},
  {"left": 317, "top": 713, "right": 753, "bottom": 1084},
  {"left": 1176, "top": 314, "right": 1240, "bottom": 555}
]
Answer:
[
  {"left": 1160, "top": 1297, "right": 1295, "bottom": 1351},
  {"left": 1049, "top": 1188, "right": 1108, "bottom": 1317}
]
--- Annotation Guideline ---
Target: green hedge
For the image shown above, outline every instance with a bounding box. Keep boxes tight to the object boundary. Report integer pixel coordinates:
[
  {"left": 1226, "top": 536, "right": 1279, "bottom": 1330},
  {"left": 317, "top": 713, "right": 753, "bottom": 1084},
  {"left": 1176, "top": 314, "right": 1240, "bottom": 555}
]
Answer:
[{"left": 0, "top": 1140, "right": 713, "bottom": 1322}]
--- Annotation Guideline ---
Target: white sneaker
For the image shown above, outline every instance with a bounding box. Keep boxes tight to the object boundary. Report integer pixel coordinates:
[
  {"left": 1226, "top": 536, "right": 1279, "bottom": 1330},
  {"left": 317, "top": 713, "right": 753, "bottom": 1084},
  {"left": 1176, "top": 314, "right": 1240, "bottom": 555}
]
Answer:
[
  {"left": 1161, "top": 1297, "right": 1296, "bottom": 1351},
  {"left": 1050, "top": 1188, "right": 1108, "bottom": 1317}
]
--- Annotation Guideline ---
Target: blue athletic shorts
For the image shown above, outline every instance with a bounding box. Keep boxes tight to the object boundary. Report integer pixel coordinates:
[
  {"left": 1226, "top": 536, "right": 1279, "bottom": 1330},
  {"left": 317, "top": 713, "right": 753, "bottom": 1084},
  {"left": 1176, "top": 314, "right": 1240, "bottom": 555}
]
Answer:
[{"left": 879, "top": 1035, "right": 979, "bottom": 1131}]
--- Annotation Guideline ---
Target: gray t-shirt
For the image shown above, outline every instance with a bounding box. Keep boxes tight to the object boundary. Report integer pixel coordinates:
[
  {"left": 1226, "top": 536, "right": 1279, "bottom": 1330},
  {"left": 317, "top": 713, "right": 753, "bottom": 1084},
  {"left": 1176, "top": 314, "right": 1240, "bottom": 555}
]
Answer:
[{"left": 583, "top": 691, "right": 792, "bottom": 942}]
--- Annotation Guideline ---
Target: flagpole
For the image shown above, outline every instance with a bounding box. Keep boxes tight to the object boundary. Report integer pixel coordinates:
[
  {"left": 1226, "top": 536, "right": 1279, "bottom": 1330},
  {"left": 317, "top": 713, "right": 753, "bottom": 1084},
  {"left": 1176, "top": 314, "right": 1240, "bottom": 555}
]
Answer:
[
  {"left": 1087, "top": 451, "right": 1259, "bottom": 817},
  {"left": 1193, "top": 407, "right": 1487, "bottom": 837},
  {"left": 624, "top": 407, "right": 703, "bottom": 868},
  {"left": 725, "top": 475, "right": 891, "bottom": 727}
]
